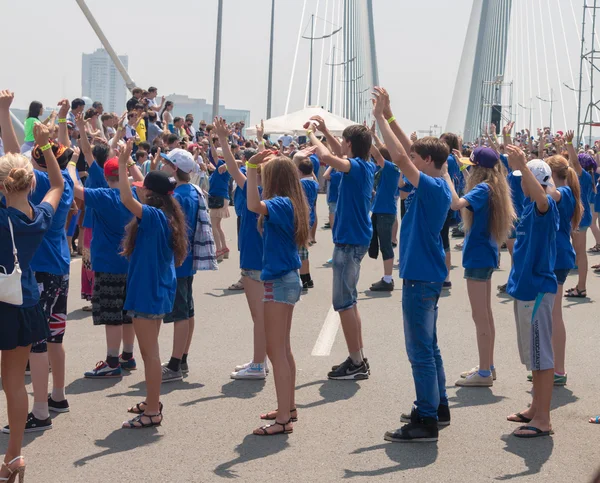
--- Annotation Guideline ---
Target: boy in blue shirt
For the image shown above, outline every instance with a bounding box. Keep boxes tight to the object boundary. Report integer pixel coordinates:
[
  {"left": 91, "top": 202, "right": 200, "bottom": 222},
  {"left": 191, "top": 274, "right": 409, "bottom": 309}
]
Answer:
[
  {"left": 373, "top": 87, "right": 451, "bottom": 443},
  {"left": 505, "top": 147, "right": 559, "bottom": 439},
  {"left": 297, "top": 157, "right": 319, "bottom": 289},
  {"left": 306, "top": 117, "right": 373, "bottom": 380}
]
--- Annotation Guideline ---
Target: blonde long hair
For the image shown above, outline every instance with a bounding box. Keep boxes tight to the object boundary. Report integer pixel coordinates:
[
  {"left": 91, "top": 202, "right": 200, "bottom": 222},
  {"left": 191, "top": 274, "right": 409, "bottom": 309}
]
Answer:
[
  {"left": 462, "top": 165, "right": 516, "bottom": 244},
  {"left": 546, "top": 155, "right": 583, "bottom": 231},
  {"left": 259, "top": 156, "right": 310, "bottom": 247}
]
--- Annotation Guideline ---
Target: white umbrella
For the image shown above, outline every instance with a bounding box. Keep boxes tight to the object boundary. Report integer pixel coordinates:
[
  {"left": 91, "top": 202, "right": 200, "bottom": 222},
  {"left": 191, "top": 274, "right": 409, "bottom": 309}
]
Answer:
[{"left": 246, "top": 107, "right": 355, "bottom": 137}]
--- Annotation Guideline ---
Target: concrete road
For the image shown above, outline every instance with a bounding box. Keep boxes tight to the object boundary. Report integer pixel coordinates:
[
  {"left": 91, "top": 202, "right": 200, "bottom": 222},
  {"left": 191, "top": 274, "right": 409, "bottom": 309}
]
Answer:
[{"left": 1, "top": 195, "right": 600, "bottom": 482}]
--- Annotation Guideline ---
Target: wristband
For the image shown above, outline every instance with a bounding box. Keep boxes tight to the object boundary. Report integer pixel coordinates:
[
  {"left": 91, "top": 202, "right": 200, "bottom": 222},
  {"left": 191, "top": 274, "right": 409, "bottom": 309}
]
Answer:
[
  {"left": 387, "top": 116, "right": 396, "bottom": 124},
  {"left": 58, "top": 118, "right": 67, "bottom": 124},
  {"left": 246, "top": 162, "right": 258, "bottom": 169},
  {"left": 306, "top": 130, "right": 314, "bottom": 136},
  {"left": 40, "top": 143, "right": 52, "bottom": 152},
  {"left": 566, "top": 141, "right": 573, "bottom": 145},
  {"left": 68, "top": 161, "right": 77, "bottom": 167},
  {"left": 260, "top": 140, "right": 266, "bottom": 145},
  {"left": 459, "top": 164, "right": 468, "bottom": 172},
  {"left": 127, "top": 161, "right": 136, "bottom": 168}
]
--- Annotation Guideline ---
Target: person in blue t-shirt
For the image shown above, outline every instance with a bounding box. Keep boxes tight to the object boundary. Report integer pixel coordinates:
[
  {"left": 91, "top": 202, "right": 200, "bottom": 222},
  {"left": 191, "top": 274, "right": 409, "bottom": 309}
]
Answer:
[
  {"left": 246, "top": 153, "right": 309, "bottom": 436},
  {"left": 323, "top": 165, "right": 342, "bottom": 229},
  {"left": 368, "top": 145, "right": 400, "bottom": 292},
  {"left": 0, "top": 108, "right": 64, "bottom": 478},
  {"left": 505, "top": 146, "right": 559, "bottom": 439},
  {"left": 208, "top": 138, "right": 231, "bottom": 262},
  {"left": 160, "top": 148, "right": 202, "bottom": 383},
  {"left": 305, "top": 116, "right": 374, "bottom": 382},
  {"left": 118, "top": 140, "right": 188, "bottom": 430},
  {"left": 298, "top": 158, "right": 319, "bottom": 289},
  {"left": 308, "top": 152, "right": 321, "bottom": 243},
  {"left": 565, "top": 134, "right": 594, "bottom": 298},
  {"left": 443, "top": 148, "right": 515, "bottom": 388},
  {"left": 545, "top": 155, "right": 583, "bottom": 388},
  {"left": 374, "top": 87, "right": 450, "bottom": 443},
  {"left": 217, "top": 118, "right": 269, "bottom": 380},
  {"left": 68, "top": 155, "right": 142, "bottom": 381}
]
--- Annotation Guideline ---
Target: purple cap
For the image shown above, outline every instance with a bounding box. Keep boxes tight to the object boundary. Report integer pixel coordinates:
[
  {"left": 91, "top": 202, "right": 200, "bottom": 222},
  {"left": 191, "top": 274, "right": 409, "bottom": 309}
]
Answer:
[{"left": 468, "top": 147, "right": 499, "bottom": 168}]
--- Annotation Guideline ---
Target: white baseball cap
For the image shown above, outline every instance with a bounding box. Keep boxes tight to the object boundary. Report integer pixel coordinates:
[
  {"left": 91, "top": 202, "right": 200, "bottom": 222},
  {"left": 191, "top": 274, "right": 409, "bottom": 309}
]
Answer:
[
  {"left": 512, "top": 159, "right": 553, "bottom": 186},
  {"left": 161, "top": 148, "right": 197, "bottom": 174}
]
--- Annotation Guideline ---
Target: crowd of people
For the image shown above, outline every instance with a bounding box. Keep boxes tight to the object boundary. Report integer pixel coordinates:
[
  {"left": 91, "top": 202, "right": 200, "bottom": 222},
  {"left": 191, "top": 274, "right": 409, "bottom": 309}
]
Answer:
[{"left": 1, "top": 82, "right": 600, "bottom": 480}]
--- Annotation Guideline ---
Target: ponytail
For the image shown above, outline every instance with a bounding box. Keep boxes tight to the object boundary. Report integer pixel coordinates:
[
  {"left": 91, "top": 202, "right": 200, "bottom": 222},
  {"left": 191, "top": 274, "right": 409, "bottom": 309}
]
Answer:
[{"left": 566, "top": 166, "right": 584, "bottom": 231}]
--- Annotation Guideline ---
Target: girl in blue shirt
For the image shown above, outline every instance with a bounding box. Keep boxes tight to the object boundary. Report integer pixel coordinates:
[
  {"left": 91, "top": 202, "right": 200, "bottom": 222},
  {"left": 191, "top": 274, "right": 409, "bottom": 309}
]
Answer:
[
  {"left": 545, "top": 155, "right": 583, "bottom": 387},
  {"left": 208, "top": 140, "right": 231, "bottom": 262},
  {"left": 247, "top": 154, "right": 309, "bottom": 436},
  {"left": 445, "top": 147, "right": 515, "bottom": 388},
  {"left": 0, "top": 111, "right": 64, "bottom": 482},
  {"left": 118, "top": 140, "right": 188, "bottom": 430},
  {"left": 216, "top": 118, "right": 268, "bottom": 380}
]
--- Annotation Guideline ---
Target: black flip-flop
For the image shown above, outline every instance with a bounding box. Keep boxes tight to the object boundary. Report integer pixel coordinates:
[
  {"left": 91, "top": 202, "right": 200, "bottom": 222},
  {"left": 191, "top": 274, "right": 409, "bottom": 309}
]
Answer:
[
  {"left": 513, "top": 425, "right": 554, "bottom": 438},
  {"left": 507, "top": 413, "right": 531, "bottom": 424}
]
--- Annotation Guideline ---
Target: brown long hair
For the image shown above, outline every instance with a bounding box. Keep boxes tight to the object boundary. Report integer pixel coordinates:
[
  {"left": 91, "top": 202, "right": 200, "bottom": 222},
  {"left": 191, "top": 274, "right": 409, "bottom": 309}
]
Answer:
[
  {"left": 547, "top": 155, "right": 583, "bottom": 231},
  {"left": 121, "top": 191, "right": 189, "bottom": 266},
  {"left": 259, "top": 156, "right": 310, "bottom": 247},
  {"left": 462, "top": 165, "right": 516, "bottom": 244}
]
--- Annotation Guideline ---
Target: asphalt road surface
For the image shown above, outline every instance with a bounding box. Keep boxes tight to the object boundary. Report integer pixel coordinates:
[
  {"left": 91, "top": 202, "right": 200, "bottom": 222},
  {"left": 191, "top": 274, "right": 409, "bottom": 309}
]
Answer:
[{"left": 1, "top": 195, "right": 600, "bottom": 482}]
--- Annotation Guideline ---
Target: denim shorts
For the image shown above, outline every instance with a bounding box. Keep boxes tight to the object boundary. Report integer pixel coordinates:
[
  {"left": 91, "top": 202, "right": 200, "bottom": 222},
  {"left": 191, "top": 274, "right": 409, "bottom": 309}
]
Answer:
[
  {"left": 464, "top": 267, "right": 494, "bottom": 281},
  {"left": 553, "top": 268, "right": 570, "bottom": 286},
  {"left": 128, "top": 311, "right": 165, "bottom": 320},
  {"left": 328, "top": 201, "right": 337, "bottom": 214},
  {"left": 332, "top": 244, "right": 368, "bottom": 312},
  {"left": 241, "top": 269, "right": 262, "bottom": 283},
  {"left": 263, "top": 270, "right": 302, "bottom": 305}
]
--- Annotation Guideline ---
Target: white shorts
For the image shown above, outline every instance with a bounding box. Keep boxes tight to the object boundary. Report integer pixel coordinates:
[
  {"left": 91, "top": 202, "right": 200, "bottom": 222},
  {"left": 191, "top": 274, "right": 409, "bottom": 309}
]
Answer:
[{"left": 513, "top": 293, "right": 555, "bottom": 371}]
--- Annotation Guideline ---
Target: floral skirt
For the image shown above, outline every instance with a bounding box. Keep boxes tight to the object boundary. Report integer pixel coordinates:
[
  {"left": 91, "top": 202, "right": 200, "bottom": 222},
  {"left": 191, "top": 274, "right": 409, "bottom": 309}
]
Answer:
[{"left": 81, "top": 227, "right": 94, "bottom": 301}]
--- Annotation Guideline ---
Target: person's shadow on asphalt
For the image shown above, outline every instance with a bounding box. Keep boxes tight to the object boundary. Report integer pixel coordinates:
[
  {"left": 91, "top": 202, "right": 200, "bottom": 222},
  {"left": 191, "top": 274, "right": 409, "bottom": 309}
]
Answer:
[
  {"left": 495, "top": 433, "right": 553, "bottom": 480},
  {"left": 294, "top": 379, "right": 360, "bottom": 409},
  {"left": 342, "top": 442, "right": 438, "bottom": 478},
  {"left": 105, "top": 380, "right": 205, "bottom": 399},
  {"left": 213, "top": 434, "right": 290, "bottom": 478},
  {"left": 448, "top": 387, "right": 507, "bottom": 409},
  {"left": 180, "top": 380, "right": 265, "bottom": 407},
  {"left": 72, "top": 428, "right": 163, "bottom": 467}
]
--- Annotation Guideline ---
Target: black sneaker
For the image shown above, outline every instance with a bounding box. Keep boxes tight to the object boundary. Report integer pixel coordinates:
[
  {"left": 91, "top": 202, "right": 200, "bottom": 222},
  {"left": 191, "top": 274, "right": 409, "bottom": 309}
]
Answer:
[
  {"left": 327, "top": 357, "right": 369, "bottom": 380},
  {"left": 331, "top": 357, "right": 370, "bottom": 372},
  {"left": 400, "top": 405, "right": 450, "bottom": 426},
  {"left": 442, "top": 281, "right": 452, "bottom": 290},
  {"left": 48, "top": 396, "right": 70, "bottom": 413},
  {"left": 497, "top": 283, "right": 507, "bottom": 293},
  {"left": 302, "top": 280, "right": 314, "bottom": 289},
  {"left": 370, "top": 279, "right": 394, "bottom": 292},
  {"left": 384, "top": 417, "right": 439, "bottom": 443},
  {"left": 322, "top": 223, "right": 331, "bottom": 229},
  {"left": 2, "top": 412, "right": 52, "bottom": 434},
  {"left": 451, "top": 227, "right": 465, "bottom": 238}
]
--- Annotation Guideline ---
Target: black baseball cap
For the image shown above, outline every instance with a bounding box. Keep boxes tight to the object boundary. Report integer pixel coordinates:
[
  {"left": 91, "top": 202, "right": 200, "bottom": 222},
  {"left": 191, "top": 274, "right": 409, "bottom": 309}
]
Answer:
[{"left": 132, "top": 170, "right": 177, "bottom": 195}]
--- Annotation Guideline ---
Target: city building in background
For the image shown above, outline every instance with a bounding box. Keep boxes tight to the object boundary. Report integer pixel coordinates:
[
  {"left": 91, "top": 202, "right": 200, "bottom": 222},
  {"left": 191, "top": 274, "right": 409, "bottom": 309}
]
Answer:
[
  {"left": 167, "top": 94, "right": 250, "bottom": 126},
  {"left": 82, "top": 48, "right": 129, "bottom": 113}
]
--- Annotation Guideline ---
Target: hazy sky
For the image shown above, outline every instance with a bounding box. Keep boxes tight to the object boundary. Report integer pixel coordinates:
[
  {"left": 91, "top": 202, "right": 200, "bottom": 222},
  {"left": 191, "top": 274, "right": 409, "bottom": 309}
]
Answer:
[{"left": 0, "top": 0, "right": 588, "bottom": 134}]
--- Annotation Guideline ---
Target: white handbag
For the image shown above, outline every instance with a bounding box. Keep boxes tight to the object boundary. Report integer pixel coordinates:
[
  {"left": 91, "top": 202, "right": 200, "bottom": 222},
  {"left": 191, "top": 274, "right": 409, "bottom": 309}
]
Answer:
[{"left": 0, "top": 217, "right": 23, "bottom": 306}]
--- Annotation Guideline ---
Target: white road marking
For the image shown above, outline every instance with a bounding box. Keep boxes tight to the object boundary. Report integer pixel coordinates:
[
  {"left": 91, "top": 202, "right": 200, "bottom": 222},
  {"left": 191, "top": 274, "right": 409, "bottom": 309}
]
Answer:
[{"left": 311, "top": 306, "right": 340, "bottom": 356}]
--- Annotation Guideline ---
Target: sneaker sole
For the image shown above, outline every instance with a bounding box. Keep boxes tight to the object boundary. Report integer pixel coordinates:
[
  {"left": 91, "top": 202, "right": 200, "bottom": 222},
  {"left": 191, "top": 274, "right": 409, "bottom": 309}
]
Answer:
[
  {"left": 369, "top": 288, "right": 394, "bottom": 292},
  {"left": 400, "top": 416, "right": 451, "bottom": 426},
  {"left": 161, "top": 376, "right": 184, "bottom": 383},
  {"left": 48, "top": 407, "right": 70, "bottom": 414},
  {"left": 230, "top": 374, "right": 267, "bottom": 380},
  {"left": 384, "top": 434, "right": 438, "bottom": 443},
  {"left": 84, "top": 374, "right": 122, "bottom": 379},
  {"left": 455, "top": 382, "right": 493, "bottom": 387},
  {"left": 327, "top": 373, "right": 369, "bottom": 381}
]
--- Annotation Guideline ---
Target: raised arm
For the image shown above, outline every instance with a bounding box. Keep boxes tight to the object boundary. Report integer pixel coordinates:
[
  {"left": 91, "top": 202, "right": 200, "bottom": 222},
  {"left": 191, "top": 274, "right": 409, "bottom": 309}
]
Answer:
[
  {"left": 0, "top": 90, "right": 20, "bottom": 154},
  {"left": 214, "top": 117, "right": 246, "bottom": 187},
  {"left": 306, "top": 125, "right": 351, "bottom": 173},
  {"left": 256, "top": 120, "right": 266, "bottom": 153},
  {"left": 372, "top": 87, "right": 421, "bottom": 188},
  {"left": 75, "top": 112, "right": 94, "bottom": 163},
  {"left": 370, "top": 121, "right": 384, "bottom": 148},
  {"left": 66, "top": 148, "right": 84, "bottom": 200},
  {"left": 441, "top": 162, "right": 469, "bottom": 211},
  {"left": 507, "top": 145, "right": 549, "bottom": 213},
  {"left": 377, "top": 95, "right": 412, "bottom": 154},
  {"left": 370, "top": 144, "right": 385, "bottom": 168},
  {"left": 151, "top": 96, "right": 165, "bottom": 113},
  {"left": 309, "top": 115, "right": 343, "bottom": 157},
  {"left": 323, "top": 165, "right": 333, "bottom": 180},
  {"left": 502, "top": 121, "right": 514, "bottom": 147},
  {"left": 118, "top": 139, "right": 143, "bottom": 219},
  {"left": 56, "top": 99, "right": 70, "bottom": 148},
  {"left": 246, "top": 151, "right": 272, "bottom": 215},
  {"left": 565, "top": 130, "right": 582, "bottom": 175},
  {"left": 34, "top": 123, "right": 65, "bottom": 210}
]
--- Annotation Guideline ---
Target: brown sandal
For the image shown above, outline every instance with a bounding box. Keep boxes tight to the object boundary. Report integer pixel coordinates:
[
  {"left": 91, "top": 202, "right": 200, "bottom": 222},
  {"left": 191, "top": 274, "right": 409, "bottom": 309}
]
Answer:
[
  {"left": 260, "top": 408, "right": 298, "bottom": 422},
  {"left": 253, "top": 419, "right": 293, "bottom": 436},
  {"left": 128, "top": 401, "right": 163, "bottom": 414}
]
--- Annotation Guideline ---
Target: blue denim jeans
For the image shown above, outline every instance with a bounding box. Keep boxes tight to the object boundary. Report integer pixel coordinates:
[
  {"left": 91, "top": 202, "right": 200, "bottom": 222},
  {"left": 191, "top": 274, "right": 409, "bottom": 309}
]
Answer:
[
  {"left": 332, "top": 244, "right": 368, "bottom": 312},
  {"left": 402, "top": 279, "right": 448, "bottom": 419}
]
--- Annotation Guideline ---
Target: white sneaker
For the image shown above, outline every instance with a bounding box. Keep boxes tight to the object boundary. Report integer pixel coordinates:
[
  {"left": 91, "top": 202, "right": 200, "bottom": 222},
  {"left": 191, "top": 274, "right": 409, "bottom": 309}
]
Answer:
[
  {"left": 455, "top": 372, "right": 493, "bottom": 387},
  {"left": 460, "top": 366, "right": 497, "bottom": 380},
  {"left": 230, "top": 363, "right": 267, "bottom": 380},
  {"left": 234, "top": 361, "right": 269, "bottom": 374}
]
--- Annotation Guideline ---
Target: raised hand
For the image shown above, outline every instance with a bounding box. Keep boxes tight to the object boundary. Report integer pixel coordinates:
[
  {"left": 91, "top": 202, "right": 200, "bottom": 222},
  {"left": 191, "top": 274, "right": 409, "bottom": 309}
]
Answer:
[
  {"left": 213, "top": 117, "right": 229, "bottom": 138},
  {"left": 57, "top": 99, "right": 70, "bottom": 118},
  {"left": 410, "top": 132, "right": 418, "bottom": 142},
  {"left": 256, "top": 119, "right": 265, "bottom": 141},
  {"left": 75, "top": 112, "right": 85, "bottom": 130},
  {"left": 372, "top": 87, "right": 391, "bottom": 118},
  {"left": 33, "top": 122, "right": 51, "bottom": 146},
  {"left": 506, "top": 144, "right": 527, "bottom": 170},
  {"left": 309, "top": 115, "right": 327, "bottom": 133},
  {"left": 119, "top": 139, "right": 134, "bottom": 166},
  {"left": 0, "top": 90, "right": 15, "bottom": 111},
  {"left": 565, "top": 130, "right": 575, "bottom": 143},
  {"left": 248, "top": 150, "right": 273, "bottom": 166}
]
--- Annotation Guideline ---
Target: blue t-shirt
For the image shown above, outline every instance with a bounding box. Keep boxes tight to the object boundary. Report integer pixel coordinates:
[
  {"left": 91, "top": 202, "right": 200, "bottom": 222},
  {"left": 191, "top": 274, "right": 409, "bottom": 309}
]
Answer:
[
  {"left": 507, "top": 196, "right": 559, "bottom": 301},
  {"left": 310, "top": 154, "right": 321, "bottom": 179},
  {"left": 399, "top": 173, "right": 451, "bottom": 282},
  {"left": 261, "top": 196, "right": 301, "bottom": 280},
  {"left": 233, "top": 165, "right": 247, "bottom": 217},
  {"left": 83, "top": 161, "right": 108, "bottom": 228},
  {"left": 30, "top": 170, "right": 74, "bottom": 275},
  {"left": 238, "top": 183, "right": 264, "bottom": 271},
  {"left": 173, "top": 184, "right": 200, "bottom": 278},
  {"left": 208, "top": 160, "right": 231, "bottom": 199},
  {"left": 0, "top": 202, "right": 54, "bottom": 307},
  {"left": 507, "top": 172, "right": 525, "bottom": 219},
  {"left": 327, "top": 170, "right": 342, "bottom": 203},
  {"left": 579, "top": 170, "right": 593, "bottom": 227},
  {"left": 333, "top": 157, "right": 374, "bottom": 246},
  {"left": 462, "top": 183, "right": 498, "bottom": 269},
  {"left": 124, "top": 205, "right": 177, "bottom": 315},
  {"left": 85, "top": 187, "right": 135, "bottom": 274},
  {"left": 372, "top": 161, "right": 401, "bottom": 215},
  {"left": 301, "top": 178, "right": 319, "bottom": 228},
  {"left": 555, "top": 186, "right": 577, "bottom": 270}
]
